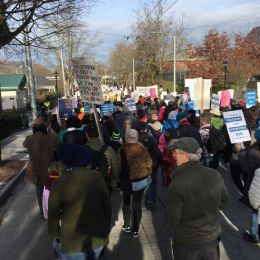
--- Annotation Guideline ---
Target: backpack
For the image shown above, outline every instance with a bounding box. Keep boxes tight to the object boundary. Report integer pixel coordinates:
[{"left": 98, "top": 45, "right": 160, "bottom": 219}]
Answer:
[
  {"left": 205, "top": 126, "right": 226, "bottom": 155},
  {"left": 123, "top": 115, "right": 132, "bottom": 132},
  {"left": 84, "top": 145, "right": 111, "bottom": 187}
]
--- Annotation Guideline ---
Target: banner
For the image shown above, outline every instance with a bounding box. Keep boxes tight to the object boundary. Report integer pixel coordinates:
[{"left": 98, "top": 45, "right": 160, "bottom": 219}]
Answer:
[
  {"left": 211, "top": 94, "right": 221, "bottom": 109},
  {"left": 126, "top": 98, "right": 136, "bottom": 111},
  {"left": 72, "top": 58, "right": 104, "bottom": 104},
  {"left": 246, "top": 91, "right": 256, "bottom": 108},
  {"left": 136, "top": 85, "right": 158, "bottom": 97},
  {"left": 223, "top": 110, "right": 251, "bottom": 144},
  {"left": 58, "top": 98, "right": 73, "bottom": 119}
]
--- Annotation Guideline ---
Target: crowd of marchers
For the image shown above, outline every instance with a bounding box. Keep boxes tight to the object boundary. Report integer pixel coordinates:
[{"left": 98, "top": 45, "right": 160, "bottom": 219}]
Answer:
[{"left": 22, "top": 96, "right": 260, "bottom": 260}]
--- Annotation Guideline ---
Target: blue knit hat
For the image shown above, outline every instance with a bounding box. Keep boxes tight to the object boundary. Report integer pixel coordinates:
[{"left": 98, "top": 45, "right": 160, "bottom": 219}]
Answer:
[
  {"left": 59, "top": 144, "right": 91, "bottom": 167},
  {"left": 176, "top": 112, "right": 187, "bottom": 121}
]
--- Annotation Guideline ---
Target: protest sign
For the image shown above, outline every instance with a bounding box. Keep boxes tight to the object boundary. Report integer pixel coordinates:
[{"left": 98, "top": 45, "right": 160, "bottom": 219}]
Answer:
[
  {"left": 211, "top": 94, "right": 221, "bottom": 109},
  {"left": 71, "top": 97, "right": 77, "bottom": 108},
  {"left": 126, "top": 98, "right": 136, "bottom": 111},
  {"left": 72, "top": 58, "right": 104, "bottom": 104},
  {"left": 58, "top": 98, "right": 73, "bottom": 119},
  {"left": 185, "top": 78, "right": 203, "bottom": 100},
  {"left": 246, "top": 91, "right": 256, "bottom": 108},
  {"left": 163, "top": 95, "right": 174, "bottom": 101},
  {"left": 150, "top": 88, "right": 156, "bottom": 98},
  {"left": 223, "top": 110, "right": 251, "bottom": 144},
  {"left": 189, "top": 100, "right": 194, "bottom": 110},
  {"left": 258, "top": 110, "right": 260, "bottom": 138},
  {"left": 136, "top": 85, "right": 158, "bottom": 97},
  {"left": 109, "top": 103, "right": 115, "bottom": 112},
  {"left": 180, "top": 94, "right": 188, "bottom": 103},
  {"left": 101, "top": 104, "right": 110, "bottom": 115},
  {"left": 84, "top": 103, "right": 91, "bottom": 113},
  {"left": 194, "top": 80, "right": 211, "bottom": 111}
]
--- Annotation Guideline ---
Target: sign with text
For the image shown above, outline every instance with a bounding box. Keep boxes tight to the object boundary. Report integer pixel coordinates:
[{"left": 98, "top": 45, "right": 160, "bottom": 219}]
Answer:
[
  {"left": 58, "top": 98, "right": 73, "bottom": 119},
  {"left": 246, "top": 91, "right": 256, "bottom": 108},
  {"left": 136, "top": 85, "right": 158, "bottom": 97},
  {"left": 223, "top": 110, "right": 251, "bottom": 144},
  {"left": 126, "top": 98, "right": 136, "bottom": 111},
  {"left": 189, "top": 100, "right": 194, "bottom": 110},
  {"left": 84, "top": 103, "right": 91, "bottom": 113},
  {"left": 72, "top": 58, "right": 104, "bottom": 104},
  {"left": 211, "top": 94, "right": 221, "bottom": 109},
  {"left": 150, "top": 88, "right": 156, "bottom": 98}
]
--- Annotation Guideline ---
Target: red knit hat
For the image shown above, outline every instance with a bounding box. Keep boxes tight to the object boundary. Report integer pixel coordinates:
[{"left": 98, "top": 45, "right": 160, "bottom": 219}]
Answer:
[{"left": 139, "top": 114, "right": 148, "bottom": 122}]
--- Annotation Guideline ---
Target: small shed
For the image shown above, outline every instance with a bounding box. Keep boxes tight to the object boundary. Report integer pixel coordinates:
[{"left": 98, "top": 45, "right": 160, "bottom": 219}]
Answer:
[{"left": 0, "top": 74, "right": 28, "bottom": 110}]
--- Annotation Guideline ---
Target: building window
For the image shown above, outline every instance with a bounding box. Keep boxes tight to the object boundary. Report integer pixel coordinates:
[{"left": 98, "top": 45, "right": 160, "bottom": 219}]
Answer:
[{"left": 9, "top": 98, "right": 14, "bottom": 100}]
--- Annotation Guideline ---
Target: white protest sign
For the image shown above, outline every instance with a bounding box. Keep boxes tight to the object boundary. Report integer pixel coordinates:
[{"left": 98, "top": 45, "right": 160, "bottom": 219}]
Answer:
[
  {"left": 72, "top": 58, "right": 104, "bottom": 104},
  {"left": 126, "top": 98, "right": 136, "bottom": 111},
  {"left": 257, "top": 82, "right": 260, "bottom": 101},
  {"left": 223, "top": 110, "right": 251, "bottom": 144},
  {"left": 71, "top": 97, "right": 77, "bottom": 108},
  {"left": 194, "top": 80, "right": 211, "bottom": 110},
  {"left": 211, "top": 94, "right": 220, "bottom": 109},
  {"left": 136, "top": 85, "right": 158, "bottom": 97}
]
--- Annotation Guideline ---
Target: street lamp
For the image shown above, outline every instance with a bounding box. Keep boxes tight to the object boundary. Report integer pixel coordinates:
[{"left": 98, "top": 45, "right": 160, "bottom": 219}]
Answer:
[
  {"left": 144, "top": 73, "right": 147, "bottom": 87},
  {"left": 54, "top": 71, "right": 58, "bottom": 92},
  {"left": 223, "top": 59, "right": 228, "bottom": 90}
]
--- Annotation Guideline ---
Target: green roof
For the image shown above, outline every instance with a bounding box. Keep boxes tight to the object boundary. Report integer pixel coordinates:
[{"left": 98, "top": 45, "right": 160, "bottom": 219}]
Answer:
[{"left": 0, "top": 74, "right": 27, "bottom": 90}]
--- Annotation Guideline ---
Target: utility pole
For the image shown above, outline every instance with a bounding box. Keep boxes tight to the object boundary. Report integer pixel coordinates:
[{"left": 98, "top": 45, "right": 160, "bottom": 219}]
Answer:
[
  {"left": 60, "top": 48, "right": 67, "bottom": 98},
  {"left": 133, "top": 59, "right": 135, "bottom": 91},
  {"left": 22, "top": 2, "right": 37, "bottom": 120},
  {"left": 173, "top": 36, "right": 176, "bottom": 96}
]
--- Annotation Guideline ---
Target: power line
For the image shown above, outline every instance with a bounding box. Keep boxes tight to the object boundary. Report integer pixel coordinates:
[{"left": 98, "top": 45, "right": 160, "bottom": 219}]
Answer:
[{"left": 125, "top": 0, "right": 163, "bottom": 43}]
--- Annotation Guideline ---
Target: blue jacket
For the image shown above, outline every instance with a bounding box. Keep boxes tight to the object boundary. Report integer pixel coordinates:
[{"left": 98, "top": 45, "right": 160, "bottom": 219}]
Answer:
[
  {"left": 116, "top": 112, "right": 136, "bottom": 139},
  {"left": 161, "top": 119, "right": 179, "bottom": 134}
]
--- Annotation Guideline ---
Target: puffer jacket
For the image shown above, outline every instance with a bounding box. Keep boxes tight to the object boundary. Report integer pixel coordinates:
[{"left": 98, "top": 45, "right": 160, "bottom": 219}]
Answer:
[
  {"left": 117, "top": 142, "right": 152, "bottom": 181},
  {"left": 161, "top": 119, "right": 179, "bottom": 134},
  {"left": 249, "top": 168, "right": 260, "bottom": 224}
]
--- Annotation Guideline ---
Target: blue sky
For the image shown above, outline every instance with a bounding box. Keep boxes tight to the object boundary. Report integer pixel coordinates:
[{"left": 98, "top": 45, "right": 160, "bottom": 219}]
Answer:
[{"left": 86, "top": 0, "right": 260, "bottom": 62}]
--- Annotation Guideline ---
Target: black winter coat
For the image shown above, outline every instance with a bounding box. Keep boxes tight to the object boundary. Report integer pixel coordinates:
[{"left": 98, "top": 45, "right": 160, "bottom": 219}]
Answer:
[
  {"left": 162, "top": 105, "right": 176, "bottom": 122},
  {"left": 138, "top": 132, "right": 162, "bottom": 168},
  {"left": 177, "top": 124, "right": 203, "bottom": 147},
  {"left": 63, "top": 130, "right": 87, "bottom": 146},
  {"left": 239, "top": 149, "right": 260, "bottom": 207}
]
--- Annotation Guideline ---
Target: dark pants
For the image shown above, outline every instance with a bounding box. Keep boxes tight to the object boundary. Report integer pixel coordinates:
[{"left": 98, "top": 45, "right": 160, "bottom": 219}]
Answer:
[
  {"left": 172, "top": 240, "right": 220, "bottom": 260},
  {"left": 230, "top": 163, "right": 247, "bottom": 194},
  {"left": 122, "top": 188, "right": 145, "bottom": 232},
  {"left": 36, "top": 185, "right": 44, "bottom": 214}
]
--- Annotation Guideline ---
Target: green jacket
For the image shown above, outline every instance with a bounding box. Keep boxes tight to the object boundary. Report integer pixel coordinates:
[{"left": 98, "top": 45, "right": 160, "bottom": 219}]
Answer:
[
  {"left": 211, "top": 117, "right": 224, "bottom": 131},
  {"left": 166, "top": 161, "right": 230, "bottom": 244},
  {"left": 48, "top": 167, "right": 111, "bottom": 254},
  {"left": 86, "top": 138, "right": 119, "bottom": 190}
]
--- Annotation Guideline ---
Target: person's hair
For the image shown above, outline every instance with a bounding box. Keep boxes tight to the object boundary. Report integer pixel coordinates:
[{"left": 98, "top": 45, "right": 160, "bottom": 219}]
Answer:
[
  {"left": 66, "top": 115, "right": 81, "bottom": 129},
  {"left": 200, "top": 112, "right": 211, "bottom": 124},
  {"left": 244, "top": 111, "right": 257, "bottom": 127},
  {"left": 48, "top": 161, "right": 66, "bottom": 175},
  {"left": 250, "top": 106, "right": 258, "bottom": 118},
  {"left": 51, "top": 123, "right": 60, "bottom": 134},
  {"left": 178, "top": 148, "right": 202, "bottom": 161},
  {"left": 82, "top": 114, "right": 91, "bottom": 125},
  {"left": 168, "top": 101, "right": 173, "bottom": 106},
  {"left": 60, "top": 120, "right": 67, "bottom": 131},
  {"left": 162, "top": 102, "right": 166, "bottom": 107},
  {"left": 33, "top": 125, "right": 47, "bottom": 134},
  {"left": 86, "top": 122, "right": 99, "bottom": 138},
  {"left": 122, "top": 106, "right": 129, "bottom": 113}
]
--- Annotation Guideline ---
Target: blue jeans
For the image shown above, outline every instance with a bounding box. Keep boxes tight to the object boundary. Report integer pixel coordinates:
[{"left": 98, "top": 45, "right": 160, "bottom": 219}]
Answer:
[
  {"left": 64, "top": 246, "right": 104, "bottom": 260},
  {"left": 250, "top": 209, "right": 259, "bottom": 240},
  {"left": 141, "top": 167, "right": 158, "bottom": 207}
]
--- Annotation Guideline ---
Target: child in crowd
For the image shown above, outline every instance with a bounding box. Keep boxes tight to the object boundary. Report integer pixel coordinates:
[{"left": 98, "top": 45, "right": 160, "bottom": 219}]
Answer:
[{"left": 42, "top": 161, "right": 65, "bottom": 220}]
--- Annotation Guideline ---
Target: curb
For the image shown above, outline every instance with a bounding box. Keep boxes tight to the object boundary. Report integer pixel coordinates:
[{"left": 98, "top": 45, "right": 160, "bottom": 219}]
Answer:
[{"left": 0, "top": 163, "right": 27, "bottom": 204}]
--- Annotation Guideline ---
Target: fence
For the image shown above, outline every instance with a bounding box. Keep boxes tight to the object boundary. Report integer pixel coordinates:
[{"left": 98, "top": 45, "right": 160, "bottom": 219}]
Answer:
[{"left": 0, "top": 110, "right": 29, "bottom": 141}]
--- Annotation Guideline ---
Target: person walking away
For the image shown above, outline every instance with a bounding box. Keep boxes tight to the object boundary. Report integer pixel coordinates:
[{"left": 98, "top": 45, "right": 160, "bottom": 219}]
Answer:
[
  {"left": 117, "top": 129, "right": 153, "bottom": 237},
  {"left": 48, "top": 144, "right": 111, "bottom": 260},
  {"left": 187, "top": 110, "right": 199, "bottom": 129},
  {"left": 161, "top": 111, "right": 179, "bottom": 134},
  {"left": 106, "top": 112, "right": 117, "bottom": 131},
  {"left": 23, "top": 118, "right": 62, "bottom": 216},
  {"left": 117, "top": 106, "right": 136, "bottom": 140},
  {"left": 42, "top": 161, "right": 65, "bottom": 220},
  {"left": 158, "top": 102, "right": 167, "bottom": 123},
  {"left": 135, "top": 121, "right": 162, "bottom": 210},
  {"left": 176, "top": 112, "right": 202, "bottom": 147},
  {"left": 210, "top": 108, "right": 224, "bottom": 131},
  {"left": 63, "top": 116, "right": 87, "bottom": 145},
  {"left": 166, "top": 138, "right": 230, "bottom": 260},
  {"left": 102, "top": 116, "right": 114, "bottom": 137},
  {"left": 108, "top": 130, "right": 122, "bottom": 154},
  {"left": 162, "top": 101, "right": 176, "bottom": 122},
  {"left": 147, "top": 112, "right": 162, "bottom": 143},
  {"left": 85, "top": 123, "right": 119, "bottom": 192}
]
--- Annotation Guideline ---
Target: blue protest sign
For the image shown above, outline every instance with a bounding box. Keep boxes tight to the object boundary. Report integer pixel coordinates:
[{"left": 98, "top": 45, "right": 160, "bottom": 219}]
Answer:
[
  {"left": 58, "top": 98, "right": 73, "bottom": 119},
  {"left": 189, "top": 100, "right": 194, "bottom": 110},
  {"left": 101, "top": 104, "right": 110, "bottom": 115},
  {"left": 84, "top": 103, "right": 91, "bottom": 113},
  {"left": 109, "top": 103, "right": 115, "bottom": 112},
  {"left": 258, "top": 110, "right": 260, "bottom": 138},
  {"left": 246, "top": 91, "right": 256, "bottom": 108}
]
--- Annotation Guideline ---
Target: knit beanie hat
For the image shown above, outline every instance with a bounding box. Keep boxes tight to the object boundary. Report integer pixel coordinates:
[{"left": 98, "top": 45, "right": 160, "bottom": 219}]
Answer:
[
  {"left": 112, "top": 130, "right": 120, "bottom": 140},
  {"left": 139, "top": 113, "right": 148, "bottom": 122},
  {"left": 176, "top": 112, "right": 187, "bottom": 121},
  {"left": 164, "top": 128, "right": 179, "bottom": 143}
]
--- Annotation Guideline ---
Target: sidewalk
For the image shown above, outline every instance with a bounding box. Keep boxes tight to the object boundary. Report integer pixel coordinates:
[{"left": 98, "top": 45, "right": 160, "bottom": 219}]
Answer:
[{"left": 0, "top": 160, "right": 259, "bottom": 260}]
